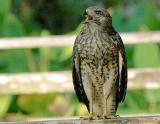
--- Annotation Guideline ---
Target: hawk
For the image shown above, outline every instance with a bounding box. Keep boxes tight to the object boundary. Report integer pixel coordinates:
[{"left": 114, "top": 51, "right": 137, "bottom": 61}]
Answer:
[{"left": 72, "top": 6, "right": 127, "bottom": 119}]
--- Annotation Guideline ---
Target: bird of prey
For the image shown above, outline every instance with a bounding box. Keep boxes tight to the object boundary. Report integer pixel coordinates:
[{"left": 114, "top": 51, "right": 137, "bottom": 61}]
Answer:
[{"left": 72, "top": 6, "right": 127, "bottom": 119}]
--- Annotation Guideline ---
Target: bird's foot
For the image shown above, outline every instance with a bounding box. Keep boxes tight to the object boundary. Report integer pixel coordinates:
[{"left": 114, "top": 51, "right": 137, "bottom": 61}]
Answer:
[
  {"left": 104, "top": 115, "right": 119, "bottom": 119},
  {"left": 80, "top": 116, "right": 89, "bottom": 120},
  {"left": 80, "top": 115, "right": 96, "bottom": 120},
  {"left": 88, "top": 114, "right": 97, "bottom": 120},
  {"left": 90, "top": 115, "right": 104, "bottom": 120},
  {"left": 80, "top": 114, "right": 106, "bottom": 120}
]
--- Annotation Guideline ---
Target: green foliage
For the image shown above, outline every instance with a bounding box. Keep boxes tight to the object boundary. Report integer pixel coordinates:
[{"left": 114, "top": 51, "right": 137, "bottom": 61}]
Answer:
[
  {"left": 6, "top": 49, "right": 29, "bottom": 72},
  {"left": 17, "top": 93, "right": 76, "bottom": 117},
  {"left": 0, "top": 95, "right": 12, "bottom": 118},
  {"left": 49, "top": 47, "right": 72, "bottom": 71},
  {"left": 113, "top": 2, "right": 147, "bottom": 32},
  {"left": 0, "top": 0, "right": 11, "bottom": 15},
  {"left": 39, "top": 48, "right": 52, "bottom": 71},
  {"left": 9, "top": 90, "right": 160, "bottom": 119},
  {"left": 0, "top": 14, "right": 24, "bottom": 37},
  {"left": 134, "top": 43, "right": 160, "bottom": 67},
  {"left": 145, "top": 3, "right": 160, "bottom": 30},
  {"left": 113, "top": 1, "right": 160, "bottom": 32},
  {"left": 125, "top": 45, "right": 134, "bottom": 68},
  {"left": 118, "top": 90, "right": 148, "bottom": 114},
  {"left": 18, "top": 94, "right": 56, "bottom": 116}
]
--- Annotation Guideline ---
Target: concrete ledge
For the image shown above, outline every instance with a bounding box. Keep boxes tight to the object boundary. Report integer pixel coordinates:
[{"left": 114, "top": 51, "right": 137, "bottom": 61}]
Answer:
[{"left": 1, "top": 116, "right": 160, "bottom": 124}]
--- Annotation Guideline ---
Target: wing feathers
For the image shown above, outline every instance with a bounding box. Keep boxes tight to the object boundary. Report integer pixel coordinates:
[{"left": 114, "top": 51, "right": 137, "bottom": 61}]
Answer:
[
  {"left": 72, "top": 38, "right": 90, "bottom": 112},
  {"left": 110, "top": 32, "right": 128, "bottom": 103},
  {"left": 116, "top": 34, "right": 128, "bottom": 103}
]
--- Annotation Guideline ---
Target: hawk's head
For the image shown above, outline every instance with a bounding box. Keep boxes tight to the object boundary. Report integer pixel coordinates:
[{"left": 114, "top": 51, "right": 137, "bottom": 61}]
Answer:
[{"left": 83, "top": 6, "right": 112, "bottom": 28}]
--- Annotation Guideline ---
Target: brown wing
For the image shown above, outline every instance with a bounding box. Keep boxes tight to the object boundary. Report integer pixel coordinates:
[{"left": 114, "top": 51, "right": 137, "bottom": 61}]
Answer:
[
  {"left": 72, "top": 36, "right": 90, "bottom": 112},
  {"left": 114, "top": 33, "right": 128, "bottom": 103},
  {"left": 109, "top": 28, "right": 128, "bottom": 103},
  {"left": 117, "top": 34, "right": 128, "bottom": 102}
]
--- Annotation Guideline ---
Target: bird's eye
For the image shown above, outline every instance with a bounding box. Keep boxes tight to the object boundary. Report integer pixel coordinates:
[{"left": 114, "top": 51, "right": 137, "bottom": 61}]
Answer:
[{"left": 95, "top": 10, "right": 103, "bottom": 15}]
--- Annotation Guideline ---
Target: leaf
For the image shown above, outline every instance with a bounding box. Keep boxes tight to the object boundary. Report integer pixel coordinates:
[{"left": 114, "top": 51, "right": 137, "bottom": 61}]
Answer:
[
  {"left": 144, "top": 89, "right": 160, "bottom": 112},
  {"left": 50, "top": 47, "right": 72, "bottom": 71},
  {"left": 117, "top": 90, "right": 148, "bottom": 114},
  {"left": 39, "top": 48, "right": 52, "bottom": 71},
  {"left": 18, "top": 94, "right": 56, "bottom": 116},
  {"left": 6, "top": 49, "right": 29, "bottom": 72},
  {"left": 0, "top": 95, "right": 12, "bottom": 118},
  {"left": 1, "top": 14, "right": 24, "bottom": 37},
  {"left": 0, "top": 0, "right": 11, "bottom": 15},
  {"left": 144, "top": 89, "right": 160, "bottom": 102},
  {"left": 0, "top": 50, "right": 9, "bottom": 72},
  {"left": 113, "top": 2, "right": 147, "bottom": 32},
  {"left": 76, "top": 103, "right": 88, "bottom": 116},
  {"left": 125, "top": 45, "right": 134, "bottom": 68},
  {"left": 134, "top": 43, "right": 160, "bottom": 67}
]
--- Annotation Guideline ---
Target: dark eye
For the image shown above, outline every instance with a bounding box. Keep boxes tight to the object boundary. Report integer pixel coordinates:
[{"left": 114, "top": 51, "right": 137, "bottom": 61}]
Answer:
[{"left": 95, "top": 10, "right": 103, "bottom": 15}]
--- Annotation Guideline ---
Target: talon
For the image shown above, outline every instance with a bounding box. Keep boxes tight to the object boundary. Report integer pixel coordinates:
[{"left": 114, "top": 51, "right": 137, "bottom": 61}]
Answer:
[
  {"left": 80, "top": 115, "right": 96, "bottom": 120},
  {"left": 80, "top": 116, "right": 89, "bottom": 120},
  {"left": 89, "top": 116, "right": 94, "bottom": 120},
  {"left": 104, "top": 115, "right": 119, "bottom": 119},
  {"left": 96, "top": 115, "right": 101, "bottom": 119},
  {"left": 89, "top": 115, "right": 96, "bottom": 120}
]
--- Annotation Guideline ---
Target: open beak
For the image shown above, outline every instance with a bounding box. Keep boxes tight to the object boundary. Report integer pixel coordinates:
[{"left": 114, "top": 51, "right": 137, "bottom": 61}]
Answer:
[{"left": 83, "top": 10, "right": 93, "bottom": 21}]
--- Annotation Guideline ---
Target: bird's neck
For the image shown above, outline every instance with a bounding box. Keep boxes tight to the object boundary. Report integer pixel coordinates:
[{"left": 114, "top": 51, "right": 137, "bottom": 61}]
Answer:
[
  {"left": 85, "top": 22, "right": 115, "bottom": 34},
  {"left": 85, "top": 23, "right": 104, "bottom": 33}
]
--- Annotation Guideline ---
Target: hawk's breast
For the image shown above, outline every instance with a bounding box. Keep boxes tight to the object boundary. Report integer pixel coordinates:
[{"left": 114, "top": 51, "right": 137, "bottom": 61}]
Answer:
[
  {"left": 78, "top": 32, "right": 118, "bottom": 69},
  {"left": 78, "top": 31, "right": 119, "bottom": 89}
]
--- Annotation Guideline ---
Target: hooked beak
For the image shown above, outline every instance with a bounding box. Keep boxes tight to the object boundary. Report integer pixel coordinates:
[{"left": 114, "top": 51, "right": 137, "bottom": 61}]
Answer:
[{"left": 83, "top": 10, "right": 93, "bottom": 21}]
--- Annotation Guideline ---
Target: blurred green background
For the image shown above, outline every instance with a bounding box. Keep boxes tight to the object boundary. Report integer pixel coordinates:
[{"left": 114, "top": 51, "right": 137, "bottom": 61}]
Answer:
[{"left": 0, "top": 0, "right": 160, "bottom": 121}]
